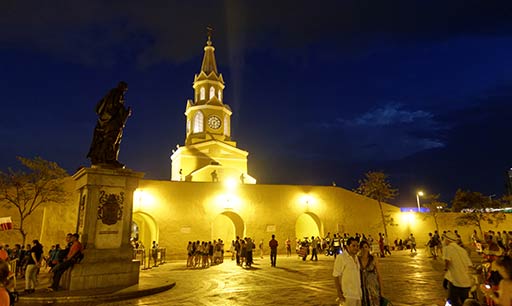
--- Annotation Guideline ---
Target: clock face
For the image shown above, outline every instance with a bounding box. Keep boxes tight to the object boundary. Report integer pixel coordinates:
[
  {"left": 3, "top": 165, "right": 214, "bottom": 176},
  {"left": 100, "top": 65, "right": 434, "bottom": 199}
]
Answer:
[{"left": 207, "top": 115, "right": 221, "bottom": 129}]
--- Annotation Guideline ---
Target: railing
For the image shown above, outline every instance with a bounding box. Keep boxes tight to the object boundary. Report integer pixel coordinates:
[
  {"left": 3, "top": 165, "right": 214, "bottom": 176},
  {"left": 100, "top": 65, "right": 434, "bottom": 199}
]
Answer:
[
  {"left": 7, "top": 259, "right": 17, "bottom": 289},
  {"left": 132, "top": 247, "right": 166, "bottom": 270},
  {"left": 133, "top": 248, "right": 147, "bottom": 269},
  {"left": 159, "top": 248, "right": 166, "bottom": 265}
]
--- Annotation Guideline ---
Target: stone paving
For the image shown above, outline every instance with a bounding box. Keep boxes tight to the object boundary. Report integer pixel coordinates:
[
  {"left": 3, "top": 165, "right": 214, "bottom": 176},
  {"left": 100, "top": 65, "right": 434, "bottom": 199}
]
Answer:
[{"left": 18, "top": 248, "right": 483, "bottom": 306}]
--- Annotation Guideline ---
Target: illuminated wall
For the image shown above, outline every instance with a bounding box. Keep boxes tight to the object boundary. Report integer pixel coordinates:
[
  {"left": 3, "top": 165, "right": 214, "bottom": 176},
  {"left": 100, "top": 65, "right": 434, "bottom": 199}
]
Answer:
[
  {"left": 131, "top": 180, "right": 405, "bottom": 258},
  {"left": 2, "top": 177, "right": 511, "bottom": 259}
]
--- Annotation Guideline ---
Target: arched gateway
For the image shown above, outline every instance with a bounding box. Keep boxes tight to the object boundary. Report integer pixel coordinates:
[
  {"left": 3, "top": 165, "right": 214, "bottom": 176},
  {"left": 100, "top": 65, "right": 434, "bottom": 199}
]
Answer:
[
  {"left": 295, "top": 212, "right": 322, "bottom": 240},
  {"left": 132, "top": 212, "right": 158, "bottom": 251},
  {"left": 212, "top": 211, "right": 245, "bottom": 245}
]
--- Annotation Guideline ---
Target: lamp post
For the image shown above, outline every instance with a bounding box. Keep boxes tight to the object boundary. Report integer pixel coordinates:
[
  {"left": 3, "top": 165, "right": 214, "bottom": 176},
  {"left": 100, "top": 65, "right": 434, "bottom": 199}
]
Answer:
[{"left": 416, "top": 191, "right": 424, "bottom": 212}]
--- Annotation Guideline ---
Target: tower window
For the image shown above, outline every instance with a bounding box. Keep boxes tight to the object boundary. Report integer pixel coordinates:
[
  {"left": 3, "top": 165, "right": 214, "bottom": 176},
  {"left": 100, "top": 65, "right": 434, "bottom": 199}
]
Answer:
[
  {"left": 193, "top": 111, "right": 204, "bottom": 133},
  {"left": 200, "top": 87, "right": 205, "bottom": 100},
  {"left": 209, "top": 87, "right": 215, "bottom": 99},
  {"left": 218, "top": 89, "right": 222, "bottom": 101},
  {"left": 224, "top": 114, "right": 230, "bottom": 136}
]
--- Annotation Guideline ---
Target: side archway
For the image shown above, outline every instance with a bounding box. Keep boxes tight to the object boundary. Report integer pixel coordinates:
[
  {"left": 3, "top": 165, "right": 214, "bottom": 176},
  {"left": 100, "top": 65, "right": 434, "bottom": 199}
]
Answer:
[
  {"left": 295, "top": 212, "right": 322, "bottom": 241},
  {"left": 132, "top": 212, "right": 158, "bottom": 251},
  {"left": 211, "top": 211, "right": 245, "bottom": 245}
]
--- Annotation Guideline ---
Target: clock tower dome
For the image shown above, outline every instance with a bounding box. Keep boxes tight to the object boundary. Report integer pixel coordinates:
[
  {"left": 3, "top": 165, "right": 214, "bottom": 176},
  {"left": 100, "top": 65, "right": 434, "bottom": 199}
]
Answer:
[{"left": 170, "top": 30, "right": 256, "bottom": 184}]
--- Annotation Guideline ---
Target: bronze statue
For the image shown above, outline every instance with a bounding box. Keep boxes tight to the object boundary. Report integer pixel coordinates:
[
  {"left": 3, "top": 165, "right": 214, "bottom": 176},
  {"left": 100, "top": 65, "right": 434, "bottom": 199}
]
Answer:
[{"left": 87, "top": 81, "right": 131, "bottom": 168}]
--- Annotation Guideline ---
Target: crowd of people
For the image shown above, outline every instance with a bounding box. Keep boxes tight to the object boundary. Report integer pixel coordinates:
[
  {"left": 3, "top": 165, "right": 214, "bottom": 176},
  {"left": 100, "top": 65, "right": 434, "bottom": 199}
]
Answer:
[
  {"left": 472, "top": 229, "right": 512, "bottom": 256},
  {"left": 294, "top": 232, "right": 396, "bottom": 260},
  {"left": 468, "top": 229, "right": 512, "bottom": 306},
  {"left": 2, "top": 226, "right": 511, "bottom": 306},
  {"left": 186, "top": 239, "right": 225, "bottom": 268},
  {"left": 325, "top": 228, "right": 512, "bottom": 306},
  {"left": 0, "top": 232, "right": 83, "bottom": 301},
  {"left": 229, "top": 237, "right": 256, "bottom": 268}
]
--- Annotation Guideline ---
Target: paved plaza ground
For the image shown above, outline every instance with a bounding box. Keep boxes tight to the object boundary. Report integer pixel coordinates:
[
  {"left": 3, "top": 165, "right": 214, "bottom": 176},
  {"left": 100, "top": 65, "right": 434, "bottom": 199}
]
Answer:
[{"left": 18, "top": 247, "right": 484, "bottom": 306}]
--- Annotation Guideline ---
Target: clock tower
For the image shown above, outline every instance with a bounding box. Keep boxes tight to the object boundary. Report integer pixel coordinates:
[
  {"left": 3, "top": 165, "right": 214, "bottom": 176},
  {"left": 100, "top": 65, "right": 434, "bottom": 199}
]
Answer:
[{"left": 170, "top": 31, "right": 256, "bottom": 184}]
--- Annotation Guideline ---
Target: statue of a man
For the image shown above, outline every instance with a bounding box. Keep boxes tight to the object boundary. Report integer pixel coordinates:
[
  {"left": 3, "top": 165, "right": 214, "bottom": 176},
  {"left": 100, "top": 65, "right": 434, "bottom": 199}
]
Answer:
[{"left": 87, "top": 81, "right": 131, "bottom": 168}]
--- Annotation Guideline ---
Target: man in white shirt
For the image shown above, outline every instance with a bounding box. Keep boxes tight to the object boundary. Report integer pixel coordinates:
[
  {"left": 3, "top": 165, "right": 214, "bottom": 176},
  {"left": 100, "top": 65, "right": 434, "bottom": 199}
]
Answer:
[
  {"left": 443, "top": 231, "right": 473, "bottom": 306},
  {"left": 333, "top": 237, "right": 362, "bottom": 306}
]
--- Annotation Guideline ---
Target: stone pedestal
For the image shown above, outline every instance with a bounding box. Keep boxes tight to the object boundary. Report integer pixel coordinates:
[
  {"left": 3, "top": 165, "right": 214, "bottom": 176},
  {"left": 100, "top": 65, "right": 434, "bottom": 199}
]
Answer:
[{"left": 68, "top": 167, "right": 144, "bottom": 290}]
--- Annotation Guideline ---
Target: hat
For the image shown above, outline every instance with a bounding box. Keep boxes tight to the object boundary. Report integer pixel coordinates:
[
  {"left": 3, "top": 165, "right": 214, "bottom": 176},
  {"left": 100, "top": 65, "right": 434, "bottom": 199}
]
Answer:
[{"left": 443, "top": 231, "right": 458, "bottom": 242}]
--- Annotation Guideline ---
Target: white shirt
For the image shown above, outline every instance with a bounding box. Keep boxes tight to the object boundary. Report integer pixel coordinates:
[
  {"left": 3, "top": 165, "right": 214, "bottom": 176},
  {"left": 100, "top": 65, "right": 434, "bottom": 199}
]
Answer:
[
  {"left": 443, "top": 242, "right": 473, "bottom": 287},
  {"left": 333, "top": 251, "right": 362, "bottom": 300}
]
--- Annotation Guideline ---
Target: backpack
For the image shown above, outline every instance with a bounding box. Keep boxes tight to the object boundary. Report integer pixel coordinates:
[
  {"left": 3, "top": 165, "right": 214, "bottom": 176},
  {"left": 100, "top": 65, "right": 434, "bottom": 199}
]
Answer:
[
  {"left": 57, "top": 248, "right": 69, "bottom": 263},
  {"left": 72, "top": 251, "right": 84, "bottom": 264}
]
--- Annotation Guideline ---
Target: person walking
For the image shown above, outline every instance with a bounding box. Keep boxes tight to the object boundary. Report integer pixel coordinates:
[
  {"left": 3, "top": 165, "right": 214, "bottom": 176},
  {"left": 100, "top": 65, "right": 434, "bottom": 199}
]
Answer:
[
  {"left": 310, "top": 236, "right": 318, "bottom": 261},
  {"left": 433, "top": 230, "right": 442, "bottom": 256},
  {"left": 427, "top": 232, "right": 437, "bottom": 259},
  {"left": 333, "top": 237, "right": 362, "bottom": 306},
  {"left": 443, "top": 231, "right": 473, "bottom": 306},
  {"left": 151, "top": 241, "right": 159, "bottom": 267},
  {"left": 259, "top": 239, "right": 264, "bottom": 259},
  {"left": 235, "top": 237, "right": 241, "bottom": 265},
  {"left": 378, "top": 233, "right": 385, "bottom": 258},
  {"left": 245, "top": 238, "right": 255, "bottom": 267},
  {"left": 409, "top": 233, "right": 417, "bottom": 254},
  {"left": 285, "top": 238, "right": 291, "bottom": 257},
  {"left": 269, "top": 235, "right": 278, "bottom": 267},
  {"left": 25, "top": 240, "right": 43, "bottom": 294},
  {"left": 230, "top": 240, "right": 235, "bottom": 261},
  {"left": 383, "top": 235, "right": 391, "bottom": 256}
]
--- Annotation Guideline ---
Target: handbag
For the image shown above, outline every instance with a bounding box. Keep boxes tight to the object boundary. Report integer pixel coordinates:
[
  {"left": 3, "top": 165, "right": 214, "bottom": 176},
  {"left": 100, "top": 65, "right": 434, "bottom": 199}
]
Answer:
[{"left": 380, "top": 296, "right": 392, "bottom": 306}]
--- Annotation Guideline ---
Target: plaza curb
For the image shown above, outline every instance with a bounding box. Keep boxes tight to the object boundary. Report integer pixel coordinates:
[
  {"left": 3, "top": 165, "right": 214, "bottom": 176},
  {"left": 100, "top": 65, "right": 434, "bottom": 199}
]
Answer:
[{"left": 17, "top": 282, "right": 176, "bottom": 304}]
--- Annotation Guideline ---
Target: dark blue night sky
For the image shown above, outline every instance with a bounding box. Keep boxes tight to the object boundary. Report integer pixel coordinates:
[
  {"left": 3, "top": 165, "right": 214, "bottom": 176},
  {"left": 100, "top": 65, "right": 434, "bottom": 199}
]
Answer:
[{"left": 1, "top": 1, "right": 511, "bottom": 206}]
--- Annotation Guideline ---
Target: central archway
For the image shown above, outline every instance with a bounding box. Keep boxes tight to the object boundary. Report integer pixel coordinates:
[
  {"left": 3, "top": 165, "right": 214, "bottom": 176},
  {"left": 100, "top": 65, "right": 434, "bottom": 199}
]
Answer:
[
  {"left": 212, "top": 211, "right": 244, "bottom": 245},
  {"left": 295, "top": 212, "right": 321, "bottom": 241}
]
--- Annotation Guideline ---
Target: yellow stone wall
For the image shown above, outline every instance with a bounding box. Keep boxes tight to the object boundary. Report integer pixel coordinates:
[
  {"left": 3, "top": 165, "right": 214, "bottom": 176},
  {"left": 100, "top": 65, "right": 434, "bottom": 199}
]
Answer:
[
  {"left": 1, "top": 175, "right": 510, "bottom": 260},
  {"left": 0, "top": 177, "right": 78, "bottom": 248},
  {"left": 132, "top": 180, "right": 405, "bottom": 258}
]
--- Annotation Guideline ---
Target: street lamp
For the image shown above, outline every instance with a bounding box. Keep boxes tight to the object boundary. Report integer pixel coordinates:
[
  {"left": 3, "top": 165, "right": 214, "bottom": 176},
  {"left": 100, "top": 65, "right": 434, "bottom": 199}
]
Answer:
[{"left": 416, "top": 191, "right": 424, "bottom": 212}]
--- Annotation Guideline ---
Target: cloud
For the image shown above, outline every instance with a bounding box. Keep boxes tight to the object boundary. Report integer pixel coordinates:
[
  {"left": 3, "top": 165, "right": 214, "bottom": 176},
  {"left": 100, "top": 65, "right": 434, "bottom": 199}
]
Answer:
[
  {"left": 297, "top": 103, "right": 445, "bottom": 161},
  {"left": 343, "top": 103, "right": 434, "bottom": 127}
]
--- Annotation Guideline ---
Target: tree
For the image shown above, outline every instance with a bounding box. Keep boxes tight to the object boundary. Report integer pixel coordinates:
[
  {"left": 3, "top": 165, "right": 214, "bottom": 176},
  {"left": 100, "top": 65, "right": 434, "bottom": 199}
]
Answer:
[
  {"left": 497, "top": 194, "right": 512, "bottom": 208},
  {"left": 0, "top": 157, "right": 69, "bottom": 245},
  {"left": 421, "top": 193, "right": 447, "bottom": 232},
  {"left": 452, "top": 189, "right": 506, "bottom": 237},
  {"left": 355, "top": 171, "right": 398, "bottom": 241}
]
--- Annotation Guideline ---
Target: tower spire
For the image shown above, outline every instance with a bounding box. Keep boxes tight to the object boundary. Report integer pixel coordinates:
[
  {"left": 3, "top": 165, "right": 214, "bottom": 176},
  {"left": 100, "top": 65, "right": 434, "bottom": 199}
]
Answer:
[
  {"left": 200, "top": 26, "right": 218, "bottom": 75},
  {"left": 206, "top": 25, "right": 213, "bottom": 46}
]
